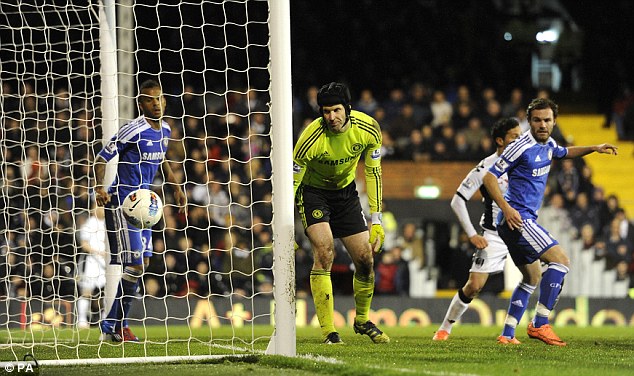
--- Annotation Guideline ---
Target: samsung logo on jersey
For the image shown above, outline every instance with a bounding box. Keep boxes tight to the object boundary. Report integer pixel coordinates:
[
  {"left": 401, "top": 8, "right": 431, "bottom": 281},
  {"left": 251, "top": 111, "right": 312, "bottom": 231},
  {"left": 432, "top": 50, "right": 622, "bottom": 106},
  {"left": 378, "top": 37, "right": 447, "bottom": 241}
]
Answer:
[
  {"left": 142, "top": 151, "right": 166, "bottom": 161},
  {"left": 318, "top": 156, "right": 356, "bottom": 166},
  {"left": 532, "top": 165, "right": 551, "bottom": 177}
]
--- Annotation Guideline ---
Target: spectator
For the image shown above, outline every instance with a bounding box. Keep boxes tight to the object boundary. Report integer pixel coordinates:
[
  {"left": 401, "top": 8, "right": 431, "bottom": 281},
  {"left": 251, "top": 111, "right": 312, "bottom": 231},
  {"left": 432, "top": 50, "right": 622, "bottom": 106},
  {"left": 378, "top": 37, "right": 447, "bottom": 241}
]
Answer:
[
  {"left": 479, "top": 99, "right": 502, "bottom": 130},
  {"left": 430, "top": 89, "right": 453, "bottom": 128},
  {"left": 579, "top": 223, "right": 597, "bottom": 252},
  {"left": 374, "top": 246, "right": 409, "bottom": 295},
  {"left": 452, "top": 132, "right": 472, "bottom": 161},
  {"left": 400, "top": 129, "right": 429, "bottom": 162},
  {"left": 355, "top": 88, "right": 379, "bottom": 115},
  {"left": 569, "top": 192, "right": 600, "bottom": 233},
  {"left": 556, "top": 159, "right": 580, "bottom": 207},
  {"left": 380, "top": 130, "right": 398, "bottom": 160},
  {"left": 389, "top": 103, "right": 418, "bottom": 147},
  {"left": 383, "top": 87, "right": 407, "bottom": 124},
  {"left": 397, "top": 222, "right": 425, "bottom": 268},
  {"left": 451, "top": 101, "right": 474, "bottom": 131},
  {"left": 502, "top": 87, "right": 525, "bottom": 118},
  {"left": 462, "top": 117, "right": 488, "bottom": 153},
  {"left": 409, "top": 82, "right": 432, "bottom": 126},
  {"left": 598, "top": 194, "right": 622, "bottom": 234}
]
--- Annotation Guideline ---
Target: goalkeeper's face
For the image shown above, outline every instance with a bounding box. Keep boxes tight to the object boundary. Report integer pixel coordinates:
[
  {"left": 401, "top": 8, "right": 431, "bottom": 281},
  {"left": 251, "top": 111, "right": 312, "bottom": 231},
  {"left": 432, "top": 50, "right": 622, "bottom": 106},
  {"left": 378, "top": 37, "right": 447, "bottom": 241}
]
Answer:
[
  {"left": 138, "top": 87, "right": 167, "bottom": 124},
  {"left": 322, "top": 104, "right": 349, "bottom": 133}
]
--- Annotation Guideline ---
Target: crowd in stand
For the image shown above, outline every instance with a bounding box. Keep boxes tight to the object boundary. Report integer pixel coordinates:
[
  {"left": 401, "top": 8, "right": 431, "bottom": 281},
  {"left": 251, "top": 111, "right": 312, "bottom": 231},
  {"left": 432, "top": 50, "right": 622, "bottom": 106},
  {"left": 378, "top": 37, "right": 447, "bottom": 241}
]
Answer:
[{"left": 1, "top": 80, "right": 633, "bottom": 312}]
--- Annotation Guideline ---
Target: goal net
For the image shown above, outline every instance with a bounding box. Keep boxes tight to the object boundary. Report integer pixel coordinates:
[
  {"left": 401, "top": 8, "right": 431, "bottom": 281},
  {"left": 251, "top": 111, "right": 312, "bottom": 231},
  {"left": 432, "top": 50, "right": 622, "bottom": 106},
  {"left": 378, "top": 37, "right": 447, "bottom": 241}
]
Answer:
[{"left": 0, "top": 0, "right": 295, "bottom": 366}]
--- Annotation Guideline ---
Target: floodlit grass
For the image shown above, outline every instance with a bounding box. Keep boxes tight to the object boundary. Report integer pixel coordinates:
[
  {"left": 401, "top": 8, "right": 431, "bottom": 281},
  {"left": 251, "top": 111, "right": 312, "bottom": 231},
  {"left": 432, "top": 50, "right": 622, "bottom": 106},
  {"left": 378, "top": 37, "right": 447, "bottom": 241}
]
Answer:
[{"left": 1, "top": 325, "right": 633, "bottom": 375}]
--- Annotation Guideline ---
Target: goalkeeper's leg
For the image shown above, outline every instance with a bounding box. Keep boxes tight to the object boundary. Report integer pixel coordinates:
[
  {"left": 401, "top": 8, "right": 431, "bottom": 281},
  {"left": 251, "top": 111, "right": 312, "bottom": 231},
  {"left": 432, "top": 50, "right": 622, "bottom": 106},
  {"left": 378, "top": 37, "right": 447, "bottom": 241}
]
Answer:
[
  {"left": 343, "top": 232, "right": 389, "bottom": 344},
  {"left": 310, "top": 269, "right": 336, "bottom": 340}
]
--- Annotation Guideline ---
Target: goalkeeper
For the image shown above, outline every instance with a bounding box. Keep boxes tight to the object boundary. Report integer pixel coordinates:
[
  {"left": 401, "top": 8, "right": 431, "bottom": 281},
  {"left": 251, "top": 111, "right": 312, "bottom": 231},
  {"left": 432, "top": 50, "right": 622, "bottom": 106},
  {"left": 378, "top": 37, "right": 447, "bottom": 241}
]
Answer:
[{"left": 293, "top": 82, "right": 389, "bottom": 344}]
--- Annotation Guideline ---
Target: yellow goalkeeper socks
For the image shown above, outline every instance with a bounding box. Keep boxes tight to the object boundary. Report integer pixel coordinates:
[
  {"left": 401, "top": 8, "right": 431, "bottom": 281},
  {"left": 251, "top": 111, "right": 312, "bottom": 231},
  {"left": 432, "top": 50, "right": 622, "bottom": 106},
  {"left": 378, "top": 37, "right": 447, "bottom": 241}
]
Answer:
[
  {"left": 310, "top": 269, "right": 335, "bottom": 337},
  {"left": 353, "top": 273, "right": 375, "bottom": 324}
]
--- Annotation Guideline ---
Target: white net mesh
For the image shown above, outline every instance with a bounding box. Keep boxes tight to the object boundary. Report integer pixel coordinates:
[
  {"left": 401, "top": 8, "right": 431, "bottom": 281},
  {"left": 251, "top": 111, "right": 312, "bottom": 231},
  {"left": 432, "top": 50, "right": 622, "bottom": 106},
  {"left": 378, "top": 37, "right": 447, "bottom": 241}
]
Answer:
[{"left": 1, "top": 0, "right": 278, "bottom": 362}]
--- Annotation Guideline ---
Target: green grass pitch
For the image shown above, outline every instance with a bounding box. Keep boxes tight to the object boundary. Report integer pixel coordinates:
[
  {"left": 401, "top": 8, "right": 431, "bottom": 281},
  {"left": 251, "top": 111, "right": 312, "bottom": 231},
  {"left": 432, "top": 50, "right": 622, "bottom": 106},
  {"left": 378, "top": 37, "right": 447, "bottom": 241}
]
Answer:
[{"left": 1, "top": 325, "right": 632, "bottom": 375}]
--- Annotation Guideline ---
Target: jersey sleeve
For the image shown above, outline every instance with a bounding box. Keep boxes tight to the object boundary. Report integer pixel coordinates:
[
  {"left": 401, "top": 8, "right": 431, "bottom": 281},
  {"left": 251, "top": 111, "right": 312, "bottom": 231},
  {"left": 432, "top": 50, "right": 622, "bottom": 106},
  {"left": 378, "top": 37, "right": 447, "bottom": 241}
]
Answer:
[
  {"left": 456, "top": 159, "right": 486, "bottom": 201},
  {"left": 549, "top": 139, "right": 568, "bottom": 159},
  {"left": 364, "top": 119, "right": 383, "bottom": 214},
  {"left": 292, "top": 121, "right": 317, "bottom": 198},
  {"left": 292, "top": 160, "right": 306, "bottom": 198},
  {"left": 97, "top": 133, "right": 125, "bottom": 162},
  {"left": 488, "top": 152, "right": 514, "bottom": 179}
]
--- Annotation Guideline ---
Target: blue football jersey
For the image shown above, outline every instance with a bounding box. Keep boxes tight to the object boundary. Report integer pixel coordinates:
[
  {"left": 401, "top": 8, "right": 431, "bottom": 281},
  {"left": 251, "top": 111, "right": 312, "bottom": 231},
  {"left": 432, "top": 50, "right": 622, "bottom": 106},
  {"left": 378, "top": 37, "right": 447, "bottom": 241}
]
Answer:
[
  {"left": 488, "top": 131, "right": 567, "bottom": 220},
  {"left": 97, "top": 116, "right": 171, "bottom": 204}
]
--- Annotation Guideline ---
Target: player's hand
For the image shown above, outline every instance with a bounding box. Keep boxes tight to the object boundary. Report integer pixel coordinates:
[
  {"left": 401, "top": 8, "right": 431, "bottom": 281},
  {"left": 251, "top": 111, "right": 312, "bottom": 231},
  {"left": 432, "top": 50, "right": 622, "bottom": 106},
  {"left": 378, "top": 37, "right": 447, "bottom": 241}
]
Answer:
[
  {"left": 94, "top": 186, "right": 110, "bottom": 207},
  {"left": 369, "top": 224, "right": 385, "bottom": 253},
  {"left": 174, "top": 189, "right": 187, "bottom": 214},
  {"left": 502, "top": 206, "right": 523, "bottom": 230},
  {"left": 469, "top": 234, "right": 488, "bottom": 250},
  {"left": 596, "top": 143, "right": 618, "bottom": 155}
]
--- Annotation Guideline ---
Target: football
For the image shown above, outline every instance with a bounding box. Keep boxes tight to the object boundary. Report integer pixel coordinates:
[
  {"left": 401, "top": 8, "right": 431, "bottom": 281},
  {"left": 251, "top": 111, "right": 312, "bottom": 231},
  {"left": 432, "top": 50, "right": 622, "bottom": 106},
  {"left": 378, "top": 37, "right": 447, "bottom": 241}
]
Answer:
[{"left": 122, "top": 188, "right": 163, "bottom": 229}]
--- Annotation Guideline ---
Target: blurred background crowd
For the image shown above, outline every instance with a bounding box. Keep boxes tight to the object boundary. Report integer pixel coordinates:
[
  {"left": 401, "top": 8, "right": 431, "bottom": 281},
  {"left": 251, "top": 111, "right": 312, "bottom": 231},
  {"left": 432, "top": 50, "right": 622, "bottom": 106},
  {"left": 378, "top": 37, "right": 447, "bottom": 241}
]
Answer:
[{"left": 1, "top": 78, "right": 633, "bottom": 313}]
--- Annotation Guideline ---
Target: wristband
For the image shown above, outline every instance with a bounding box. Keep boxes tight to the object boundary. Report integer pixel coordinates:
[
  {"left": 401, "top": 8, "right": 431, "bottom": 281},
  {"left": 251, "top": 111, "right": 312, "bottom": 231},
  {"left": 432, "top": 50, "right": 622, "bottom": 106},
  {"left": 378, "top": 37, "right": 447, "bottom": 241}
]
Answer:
[{"left": 371, "top": 212, "right": 382, "bottom": 224}]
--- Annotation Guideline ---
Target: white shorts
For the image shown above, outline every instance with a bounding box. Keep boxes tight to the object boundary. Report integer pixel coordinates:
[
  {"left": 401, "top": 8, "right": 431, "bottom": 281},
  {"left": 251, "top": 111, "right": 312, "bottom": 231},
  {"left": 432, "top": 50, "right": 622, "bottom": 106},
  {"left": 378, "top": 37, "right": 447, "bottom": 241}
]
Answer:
[
  {"left": 79, "top": 255, "right": 107, "bottom": 293},
  {"left": 468, "top": 229, "right": 509, "bottom": 274}
]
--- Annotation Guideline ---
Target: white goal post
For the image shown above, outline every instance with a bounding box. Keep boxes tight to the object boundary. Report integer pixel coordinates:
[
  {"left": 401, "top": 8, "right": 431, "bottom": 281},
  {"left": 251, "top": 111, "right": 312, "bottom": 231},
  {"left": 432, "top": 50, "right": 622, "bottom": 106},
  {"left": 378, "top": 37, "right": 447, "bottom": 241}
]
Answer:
[{"left": 0, "top": 0, "right": 295, "bottom": 365}]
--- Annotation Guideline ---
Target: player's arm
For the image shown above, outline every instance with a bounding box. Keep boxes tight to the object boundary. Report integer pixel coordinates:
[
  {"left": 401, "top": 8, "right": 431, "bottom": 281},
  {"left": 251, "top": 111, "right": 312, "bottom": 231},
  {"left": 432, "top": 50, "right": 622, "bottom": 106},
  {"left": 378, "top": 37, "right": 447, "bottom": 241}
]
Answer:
[
  {"left": 363, "top": 120, "right": 384, "bottom": 252},
  {"left": 292, "top": 124, "right": 314, "bottom": 198},
  {"left": 93, "top": 155, "right": 110, "bottom": 207},
  {"left": 483, "top": 172, "right": 521, "bottom": 230},
  {"left": 565, "top": 144, "right": 618, "bottom": 158},
  {"left": 292, "top": 159, "right": 307, "bottom": 199},
  {"left": 450, "top": 193, "right": 487, "bottom": 250},
  {"left": 451, "top": 163, "right": 488, "bottom": 249},
  {"left": 161, "top": 159, "right": 186, "bottom": 213}
]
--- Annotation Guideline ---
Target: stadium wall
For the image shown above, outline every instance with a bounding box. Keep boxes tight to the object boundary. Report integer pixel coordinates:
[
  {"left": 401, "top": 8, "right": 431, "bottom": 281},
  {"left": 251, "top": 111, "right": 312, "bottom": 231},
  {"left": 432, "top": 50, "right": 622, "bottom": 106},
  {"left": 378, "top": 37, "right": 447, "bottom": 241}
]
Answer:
[{"left": 2, "top": 296, "right": 633, "bottom": 329}]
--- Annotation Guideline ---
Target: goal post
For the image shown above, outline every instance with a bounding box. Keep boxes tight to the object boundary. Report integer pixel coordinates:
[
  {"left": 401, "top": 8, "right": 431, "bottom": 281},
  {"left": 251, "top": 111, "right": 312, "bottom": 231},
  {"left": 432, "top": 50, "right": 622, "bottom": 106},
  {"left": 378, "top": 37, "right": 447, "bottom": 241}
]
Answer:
[
  {"left": 266, "top": 0, "right": 296, "bottom": 356},
  {"left": 0, "top": 0, "right": 296, "bottom": 365}
]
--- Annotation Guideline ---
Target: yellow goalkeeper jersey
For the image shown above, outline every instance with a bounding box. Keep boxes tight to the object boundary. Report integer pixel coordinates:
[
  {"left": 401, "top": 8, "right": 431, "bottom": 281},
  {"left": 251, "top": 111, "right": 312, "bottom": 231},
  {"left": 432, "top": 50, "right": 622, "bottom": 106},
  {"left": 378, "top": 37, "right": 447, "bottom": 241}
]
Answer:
[{"left": 293, "top": 110, "right": 383, "bottom": 213}]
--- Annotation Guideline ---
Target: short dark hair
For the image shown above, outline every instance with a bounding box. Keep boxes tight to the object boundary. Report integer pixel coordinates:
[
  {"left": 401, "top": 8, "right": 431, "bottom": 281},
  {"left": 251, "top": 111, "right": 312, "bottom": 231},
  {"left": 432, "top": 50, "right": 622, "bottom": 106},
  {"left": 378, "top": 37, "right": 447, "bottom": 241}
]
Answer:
[
  {"left": 491, "top": 117, "right": 520, "bottom": 139},
  {"left": 526, "top": 97, "right": 558, "bottom": 119},
  {"left": 139, "top": 79, "right": 161, "bottom": 95}
]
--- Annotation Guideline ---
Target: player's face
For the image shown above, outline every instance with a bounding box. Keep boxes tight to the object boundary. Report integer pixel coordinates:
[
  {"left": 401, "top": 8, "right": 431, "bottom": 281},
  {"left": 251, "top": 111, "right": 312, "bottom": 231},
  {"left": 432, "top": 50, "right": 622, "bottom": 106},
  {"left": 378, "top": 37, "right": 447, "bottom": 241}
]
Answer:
[
  {"left": 138, "top": 87, "right": 166, "bottom": 125},
  {"left": 528, "top": 107, "right": 555, "bottom": 143},
  {"left": 322, "top": 104, "right": 348, "bottom": 133},
  {"left": 502, "top": 126, "right": 522, "bottom": 148}
]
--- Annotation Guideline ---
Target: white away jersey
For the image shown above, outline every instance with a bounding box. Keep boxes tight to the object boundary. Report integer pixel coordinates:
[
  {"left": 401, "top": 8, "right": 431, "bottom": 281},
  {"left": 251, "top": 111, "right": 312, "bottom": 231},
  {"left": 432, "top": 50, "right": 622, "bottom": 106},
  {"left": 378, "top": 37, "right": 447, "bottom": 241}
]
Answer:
[
  {"left": 456, "top": 152, "right": 508, "bottom": 231},
  {"left": 97, "top": 116, "right": 171, "bottom": 204},
  {"left": 488, "top": 131, "right": 567, "bottom": 220}
]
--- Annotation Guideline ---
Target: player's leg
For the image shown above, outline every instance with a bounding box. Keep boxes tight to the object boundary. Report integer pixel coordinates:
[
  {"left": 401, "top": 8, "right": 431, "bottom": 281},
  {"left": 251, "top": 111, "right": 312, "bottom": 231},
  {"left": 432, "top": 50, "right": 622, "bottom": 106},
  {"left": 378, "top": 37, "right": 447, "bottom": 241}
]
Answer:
[
  {"left": 76, "top": 285, "right": 91, "bottom": 329},
  {"left": 504, "top": 219, "right": 567, "bottom": 345},
  {"left": 100, "top": 204, "right": 123, "bottom": 339},
  {"left": 343, "top": 231, "right": 390, "bottom": 344},
  {"left": 534, "top": 244, "right": 569, "bottom": 326},
  {"left": 527, "top": 244, "right": 569, "bottom": 346},
  {"left": 435, "top": 231, "right": 508, "bottom": 340},
  {"left": 335, "top": 185, "right": 388, "bottom": 344},
  {"left": 101, "top": 208, "right": 143, "bottom": 342},
  {"left": 297, "top": 185, "right": 341, "bottom": 343},
  {"left": 434, "top": 272, "right": 488, "bottom": 340},
  {"left": 500, "top": 262, "right": 539, "bottom": 341},
  {"left": 306, "top": 222, "right": 338, "bottom": 342}
]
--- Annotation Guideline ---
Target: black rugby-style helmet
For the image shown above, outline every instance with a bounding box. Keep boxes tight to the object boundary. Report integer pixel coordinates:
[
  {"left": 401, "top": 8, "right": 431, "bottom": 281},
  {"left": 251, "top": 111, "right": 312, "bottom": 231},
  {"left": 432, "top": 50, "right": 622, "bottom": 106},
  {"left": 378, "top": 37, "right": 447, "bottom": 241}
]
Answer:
[{"left": 317, "top": 82, "right": 351, "bottom": 116}]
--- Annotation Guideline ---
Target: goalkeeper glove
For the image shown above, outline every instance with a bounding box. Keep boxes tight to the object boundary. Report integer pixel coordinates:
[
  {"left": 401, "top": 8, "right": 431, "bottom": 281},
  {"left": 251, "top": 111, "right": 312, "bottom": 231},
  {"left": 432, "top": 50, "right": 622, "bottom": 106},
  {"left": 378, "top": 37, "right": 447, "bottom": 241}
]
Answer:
[{"left": 369, "top": 213, "right": 385, "bottom": 253}]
